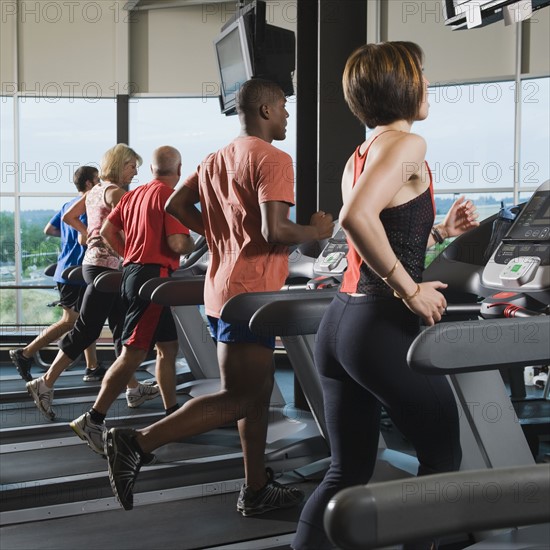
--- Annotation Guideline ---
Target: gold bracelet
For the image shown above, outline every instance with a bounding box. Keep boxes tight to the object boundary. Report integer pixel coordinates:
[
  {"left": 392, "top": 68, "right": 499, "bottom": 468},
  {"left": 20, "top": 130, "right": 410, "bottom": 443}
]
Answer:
[
  {"left": 381, "top": 259, "right": 400, "bottom": 282},
  {"left": 393, "top": 283, "right": 421, "bottom": 302}
]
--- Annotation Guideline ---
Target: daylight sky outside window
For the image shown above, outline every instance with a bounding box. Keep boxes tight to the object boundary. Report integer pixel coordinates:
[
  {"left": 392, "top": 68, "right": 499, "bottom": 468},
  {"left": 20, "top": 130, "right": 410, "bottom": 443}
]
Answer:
[
  {"left": 520, "top": 77, "right": 550, "bottom": 189},
  {"left": 129, "top": 96, "right": 297, "bottom": 185},
  {"left": 0, "top": 97, "right": 15, "bottom": 193},
  {"left": 17, "top": 98, "right": 116, "bottom": 205},
  {"left": 415, "top": 81, "right": 516, "bottom": 192}
]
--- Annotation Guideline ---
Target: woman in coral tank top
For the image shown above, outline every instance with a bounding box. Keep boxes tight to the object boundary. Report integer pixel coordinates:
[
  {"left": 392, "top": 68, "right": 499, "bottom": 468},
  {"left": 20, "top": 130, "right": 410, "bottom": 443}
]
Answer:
[{"left": 293, "top": 42, "right": 479, "bottom": 550}]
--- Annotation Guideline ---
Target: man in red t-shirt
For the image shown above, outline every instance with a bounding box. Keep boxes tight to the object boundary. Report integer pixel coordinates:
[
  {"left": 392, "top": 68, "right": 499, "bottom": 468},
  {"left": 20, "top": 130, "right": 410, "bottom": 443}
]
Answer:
[
  {"left": 70, "top": 146, "right": 194, "bottom": 454},
  {"left": 103, "top": 79, "right": 334, "bottom": 514}
]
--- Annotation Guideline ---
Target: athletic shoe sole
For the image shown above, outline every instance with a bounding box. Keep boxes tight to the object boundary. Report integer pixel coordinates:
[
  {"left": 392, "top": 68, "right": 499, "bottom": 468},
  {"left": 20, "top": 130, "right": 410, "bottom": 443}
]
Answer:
[{"left": 105, "top": 429, "right": 142, "bottom": 511}]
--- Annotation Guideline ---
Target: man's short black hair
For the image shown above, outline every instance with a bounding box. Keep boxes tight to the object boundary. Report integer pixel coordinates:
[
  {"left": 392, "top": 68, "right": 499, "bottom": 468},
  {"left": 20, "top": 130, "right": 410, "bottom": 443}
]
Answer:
[{"left": 236, "top": 78, "right": 284, "bottom": 116}]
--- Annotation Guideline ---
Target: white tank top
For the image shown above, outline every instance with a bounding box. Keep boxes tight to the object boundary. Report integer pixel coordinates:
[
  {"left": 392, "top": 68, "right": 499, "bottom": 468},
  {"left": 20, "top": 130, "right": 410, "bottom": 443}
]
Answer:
[{"left": 83, "top": 182, "right": 121, "bottom": 269}]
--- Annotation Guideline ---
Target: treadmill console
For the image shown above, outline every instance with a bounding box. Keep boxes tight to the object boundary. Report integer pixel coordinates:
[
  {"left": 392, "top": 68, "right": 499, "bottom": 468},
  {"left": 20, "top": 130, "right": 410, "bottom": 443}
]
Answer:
[
  {"left": 313, "top": 222, "right": 348, "bottom": 277},
  {"left": 482, "top": 180, "right": 550, "bottom": 291}
]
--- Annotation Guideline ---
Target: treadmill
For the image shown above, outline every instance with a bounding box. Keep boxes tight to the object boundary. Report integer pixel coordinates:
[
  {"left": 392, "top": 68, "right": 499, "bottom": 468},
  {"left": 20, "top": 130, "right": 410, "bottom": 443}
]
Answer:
[
  {"left": 324, "top": 180, "right": 550, "bottom": 549},
  {"left": 0, "top": 241, "right": 327, "bottom": 549}
]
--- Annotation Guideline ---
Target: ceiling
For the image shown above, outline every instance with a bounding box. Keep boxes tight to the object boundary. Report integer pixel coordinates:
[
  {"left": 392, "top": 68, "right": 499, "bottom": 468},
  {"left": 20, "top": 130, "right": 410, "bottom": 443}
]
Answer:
[{"left": 124, "top": 0, "right": 242, "bottom": 10}]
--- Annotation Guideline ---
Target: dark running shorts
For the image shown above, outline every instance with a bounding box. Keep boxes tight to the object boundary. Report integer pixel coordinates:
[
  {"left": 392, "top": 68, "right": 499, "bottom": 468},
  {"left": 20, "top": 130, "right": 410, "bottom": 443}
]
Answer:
[
  {"left": 56, "top": 282, "right": 85, "bottom": 311},
  {"left": 207, "top": 316, "right": 275, "bottom": 350},
  {"left": 121, "top": 263, "right": 177, "bottom": 351}
]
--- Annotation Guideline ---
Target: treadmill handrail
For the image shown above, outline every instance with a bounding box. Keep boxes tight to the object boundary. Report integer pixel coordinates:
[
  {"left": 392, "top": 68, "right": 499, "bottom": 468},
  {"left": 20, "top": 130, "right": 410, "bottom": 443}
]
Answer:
[
  {"left": 324, "top": 464, "right": 550, "bottom": 550},
  {"left": 60, "top": 265, "right": 82, "bottom": 282},
  {"left": 408, "top": 315, "right": 550, "bottom": 374},
  {"left": 138, "top": 276, "right": 178, "bottom": 301},
  {"left": 249, "top": 294, "right": 337, "bottom": 336},
  {"left": 44, "top": 263, "right": 57, "bottom": 277},
  {"left": 67, "top": 266, "right": 84, "bottom": 283},
  {"left": 444, "top": 303, "right": 482, "bottom": 315},
  {"left": 221, "top": 287, "right": 337, "bottom": 324},
  {"left": 93, "top": 270, "right": 122, "bottom": 293},
  {"left": 149, "top": 277, "right": 206, "bottom": 306}
]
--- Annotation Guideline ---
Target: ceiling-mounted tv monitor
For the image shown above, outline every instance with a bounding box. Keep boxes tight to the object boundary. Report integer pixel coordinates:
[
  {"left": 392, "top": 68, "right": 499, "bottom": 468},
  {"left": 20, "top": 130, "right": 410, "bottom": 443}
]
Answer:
[
  {"left": 214, "top": 18, "right": 253, "bottom": 115},
  {"left": 442, "top": 0, "right": 550, "bottom": 30},
  {"left": 213, "top": 0, "right": 296, "bottom": 115}
]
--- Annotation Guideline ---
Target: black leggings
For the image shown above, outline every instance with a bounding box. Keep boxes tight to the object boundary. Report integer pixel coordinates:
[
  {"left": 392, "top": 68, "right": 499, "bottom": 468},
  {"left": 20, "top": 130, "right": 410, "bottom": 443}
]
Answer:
[
  {"left": 292, "top": 293, "right": 462, "bottom": 550},
  {"left": 59, "top": 265, "right": 123, "bottom": 360}
]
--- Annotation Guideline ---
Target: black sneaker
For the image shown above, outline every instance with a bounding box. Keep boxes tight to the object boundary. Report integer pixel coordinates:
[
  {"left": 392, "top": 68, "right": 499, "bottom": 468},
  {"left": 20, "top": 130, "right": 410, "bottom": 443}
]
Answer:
[
  {"left": 9, "top": 349, "right": 34, "bottom": 382},
  {"left": 83, "top": 364, "right": 107, "bottom": 382},
  {"left": 105, "top": 428, "right": 153, "bottom": 510},
  {"left": 237, "top": 468, "right": 305, "bottom": 517}
]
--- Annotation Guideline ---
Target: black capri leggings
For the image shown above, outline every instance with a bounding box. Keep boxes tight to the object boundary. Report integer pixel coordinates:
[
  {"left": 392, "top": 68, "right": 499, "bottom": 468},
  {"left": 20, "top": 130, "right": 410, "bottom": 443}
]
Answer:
[
  {"left": 293, "top": 293, "right": 462, "bottom": 550},
  {"left": 59, "top": 265, "right": 124, "bottom": 360}
]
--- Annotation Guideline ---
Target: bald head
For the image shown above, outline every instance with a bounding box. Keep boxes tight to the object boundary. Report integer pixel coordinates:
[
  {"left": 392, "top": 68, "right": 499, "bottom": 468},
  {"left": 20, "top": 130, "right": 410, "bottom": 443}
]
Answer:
[{"left": 151, "top": 146, "right": 182, "bottom": 177}]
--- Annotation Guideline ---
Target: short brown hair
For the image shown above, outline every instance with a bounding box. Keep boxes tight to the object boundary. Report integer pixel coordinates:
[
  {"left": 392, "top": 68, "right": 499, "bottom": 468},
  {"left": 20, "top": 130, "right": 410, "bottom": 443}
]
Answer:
[
  {"left": 73, "top": 166, "right": 98, "bottom": 192},
  {"left": 100, "top": 143, "right": 143, "bottom": 184},
  {"left": 343, "top": 41, "right": 424, "bottom": 129}
]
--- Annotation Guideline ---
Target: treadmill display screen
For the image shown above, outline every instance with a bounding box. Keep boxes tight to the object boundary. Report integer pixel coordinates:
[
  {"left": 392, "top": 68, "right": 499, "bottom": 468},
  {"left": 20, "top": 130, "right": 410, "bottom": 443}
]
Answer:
[{"left": 506, "top": 191, "right": 550, "bottom": 241}]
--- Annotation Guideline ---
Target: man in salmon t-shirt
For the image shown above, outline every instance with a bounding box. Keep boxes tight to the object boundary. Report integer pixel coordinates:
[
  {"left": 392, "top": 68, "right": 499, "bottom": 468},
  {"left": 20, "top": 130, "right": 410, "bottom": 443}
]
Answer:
[{"left": 102, "top": 79, "right": 334, "bottom": 514}]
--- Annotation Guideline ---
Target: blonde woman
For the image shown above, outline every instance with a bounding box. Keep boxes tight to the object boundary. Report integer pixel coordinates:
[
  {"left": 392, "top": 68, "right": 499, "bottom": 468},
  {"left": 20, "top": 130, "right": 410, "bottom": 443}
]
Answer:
[{"left": 26, "top": 144, "right": 160, "bottom": 424}]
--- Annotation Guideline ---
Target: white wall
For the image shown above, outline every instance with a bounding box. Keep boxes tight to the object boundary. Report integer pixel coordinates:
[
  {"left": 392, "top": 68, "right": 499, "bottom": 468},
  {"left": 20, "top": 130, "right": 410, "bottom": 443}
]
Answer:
[
  {"left": 1, "top": 0, "right": 126, "bottom": 98},
  {"left": 1, "top": 0, "right": 548, "bottom": 98},
  {"left": 130, "top": 0, "right": 297, "bottom": 95}
]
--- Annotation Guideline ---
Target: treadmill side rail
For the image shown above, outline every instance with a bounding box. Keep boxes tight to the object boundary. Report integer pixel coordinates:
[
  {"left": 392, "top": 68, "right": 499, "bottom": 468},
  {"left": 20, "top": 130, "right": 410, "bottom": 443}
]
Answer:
[{"left": 408, "top": 316, "right": 550, "bottom": 374}]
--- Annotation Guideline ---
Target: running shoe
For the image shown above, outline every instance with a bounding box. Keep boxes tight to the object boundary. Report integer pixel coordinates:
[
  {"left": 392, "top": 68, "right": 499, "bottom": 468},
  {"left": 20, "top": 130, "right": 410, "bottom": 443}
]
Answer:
[
  {"left": 10, "top": 349, "right": 34, "bottom": 382},
  {"left": 237, "top": 468, "right": 305, "bottom": 516},
  {"left": 104, "top": 428, "right": 144, "bottom": 510},
  {"left": 26, "top": 377, "right": 55, "bottom": 420},
  {"left": 70, "top": 412, "right": 106, "bottom": 455},
  {"left": 83, "top": 364, "right": 108, "bottom": 382},
  {"left": 126, "top": 382, "right": 160, "bottom": 408}
]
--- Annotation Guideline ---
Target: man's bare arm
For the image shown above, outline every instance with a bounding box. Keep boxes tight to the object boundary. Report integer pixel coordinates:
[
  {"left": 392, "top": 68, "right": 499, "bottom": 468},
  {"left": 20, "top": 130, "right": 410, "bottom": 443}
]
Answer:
[
  {"left": 100, "top": 220, "right": 125, "bottom": 258},
  {"left": 44, "top": 222, "right": 61, "bottom": 238},
  {"left": 166, "top": 233, "right": 195, "bottom": 256},
  {"left": 260, "top": 201, "right": 334, "bottom": 245},
  {"left": 166, "top": 184, "right": 204, "bottom": 236}
]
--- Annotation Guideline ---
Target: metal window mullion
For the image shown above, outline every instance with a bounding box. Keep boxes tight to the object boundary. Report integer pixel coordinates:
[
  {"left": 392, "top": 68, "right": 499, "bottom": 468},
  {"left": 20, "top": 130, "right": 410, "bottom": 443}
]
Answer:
[
  {"left": 12, "top": 3, "right": 22, "bottom": 325},
  {"left": 513, "top": 22, "right": 523, "bottom": 205},
  {"left": 374, "top": 0, "right": 381, "bottom": 43}
]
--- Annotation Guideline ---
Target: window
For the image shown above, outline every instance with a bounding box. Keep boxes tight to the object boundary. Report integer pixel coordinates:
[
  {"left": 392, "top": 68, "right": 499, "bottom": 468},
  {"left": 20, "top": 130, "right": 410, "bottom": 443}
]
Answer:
[
  {"left": 1, "top": 97, "right": 116, "bottom": 324},
  {"left": 129, "top": 96, "right": 297, "bottom": 184},
  {"left": 520, "top": 77, "right": 550, "bottom": 190},
  {"left": 0, "top": 197, "right": 15, "bottom": 285},
  {"left": 129, "top": 97, "right": 240, "bottom": 185},
  {"left": 19, "top": 197, "right": 59, "bottom": 281},
  {"left": 0, "top": 97, "right": 15, "bottom": 193},
  {"left": 416, "top": 81, "right": 516, "bottom": 195},
  {"left": 18, "top": 98, "right": 116, "bottom": 196},
  {"left": 415, "top": 79, "right": 547, "bottom": 225}
]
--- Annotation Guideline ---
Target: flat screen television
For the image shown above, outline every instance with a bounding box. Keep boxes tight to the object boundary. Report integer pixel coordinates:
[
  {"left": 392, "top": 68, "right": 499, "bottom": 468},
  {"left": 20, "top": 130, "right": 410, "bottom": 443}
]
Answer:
[
  {"left": 442, "top": 0, "right": 550, "bottom": 30},
  {"left": 213, "top": 0, "right": 296, "bottom": 115},
  {"left": 214, "top": 18, "right": 253, "bottom": 115}
]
